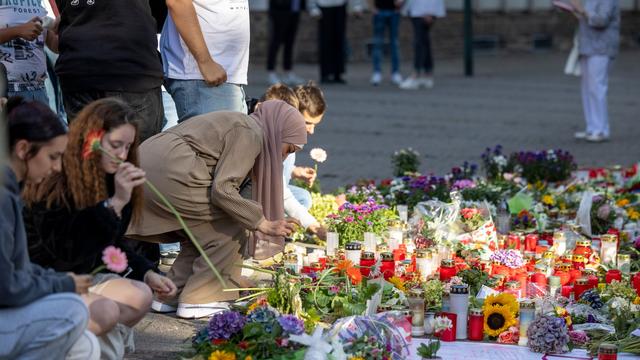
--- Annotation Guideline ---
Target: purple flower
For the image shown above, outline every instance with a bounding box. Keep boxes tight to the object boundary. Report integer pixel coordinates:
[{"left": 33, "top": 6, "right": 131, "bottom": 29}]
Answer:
[
  {"left": 277, "top": 315, "right": 305, "bottom": 335},
  {"left": 597, "top": 204, "right": 611, "bottom": 220},
  {"left": 527, "top": 315, "right": 569, "bottom": 354},
  {"left": 635, "top": 236, "right": 640, "bottom": 250},
  {"left": 452, "top": 179, "right": 476, "bottom": 190},
  {"left": 207, "top": 310, "right": 245, "bottom": 340}
]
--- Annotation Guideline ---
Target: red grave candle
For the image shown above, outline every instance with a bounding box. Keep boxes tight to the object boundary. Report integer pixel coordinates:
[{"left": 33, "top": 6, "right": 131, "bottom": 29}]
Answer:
[
  {"left": 525, "top": 233, "right": 539, "bottom": 252},
  {"left": 569, "top": 269, "right": 583, "bottom": 284},
  {"left": 605, "top": 269, "right": 623, "bottom": 284},
  {"left": 359, "top": 252, "right": 375, "bottom": 277},
  {"left": 633, "top": 272, "right": 640, "bottom": 296},
  {"left": 506, "top": 233, "right": 521, "bottom": 250},
  {"left": 436, "top": 312, "right": 457, "bottom": 342},
  {"left": 439, "top": 259, "right": 457, "bottom": 282},
  {"left": 468, "top": 308, "right": 484, "bottom": 341},
  {"left": 554, "top": 270, "right": 571, "bottom": 286},
  {"left": 561, "top": 285, "right": 573, "bottom": 299},
  {"left": 530, "top": 270, "right": 548, "bottom": 297},
  {"left": 574, "top": 278, "right": 590, "bottom": 300},
  {"left": 380, "top": 252, "right": 395, "bottom": 280}
]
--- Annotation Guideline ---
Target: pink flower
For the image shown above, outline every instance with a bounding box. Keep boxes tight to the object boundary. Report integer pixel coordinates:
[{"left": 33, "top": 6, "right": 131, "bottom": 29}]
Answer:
[
  {"left": 498, "top": 326, "right": 519, "bottom": 344},
  {"left": 101, "top": 246, "right": 128, "bottom": 273}
]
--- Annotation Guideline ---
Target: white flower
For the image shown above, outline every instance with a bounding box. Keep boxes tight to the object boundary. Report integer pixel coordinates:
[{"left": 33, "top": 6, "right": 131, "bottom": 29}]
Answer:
[
  {"left": 493, "top": 155, "right": 507, "bottom": 168},
  {"left": 433, "top": 316, "right": 453, "bottom": 332},
  {"left": 310, "top": 148, "right": 327, "bottom": 163}
]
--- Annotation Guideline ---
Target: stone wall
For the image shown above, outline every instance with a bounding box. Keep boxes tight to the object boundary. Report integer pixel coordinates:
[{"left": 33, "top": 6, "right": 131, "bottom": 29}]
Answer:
[{"left": 248, "top": 9, "right": 640, "bottom": 64}]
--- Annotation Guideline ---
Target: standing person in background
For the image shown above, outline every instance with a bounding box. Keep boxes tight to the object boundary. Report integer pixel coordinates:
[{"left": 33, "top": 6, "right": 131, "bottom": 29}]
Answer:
[
  {"left": 570, "top": 0, "right": 620, "bottom": 143},
  {"left": 369, "top": 0, "right": 403, "bottom": 86},
  {"left": 267, "top": 0, "right": 305, "bottom": 86},
  {"left": 162, "top": 0, "right": 250, "bottom": 122},
  {"left": 55, "top": 0, "right": 164, "bottom": 143},
  {"left": 309, "top": 0, "right": 364, "bottom": 84},
  {"left": 0, "top": 2, "right": 58, "bottom": 104},
  {"left": 399, "top": 0, "right": 445, "bottom": 90}
]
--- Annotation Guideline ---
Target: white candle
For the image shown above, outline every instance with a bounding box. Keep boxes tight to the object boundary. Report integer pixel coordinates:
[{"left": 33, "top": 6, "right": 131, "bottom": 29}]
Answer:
[
  {"left": 553, "top": 231, "right": 567, "bottom": 256},
  {"left": 397, "top": 204, "right": 409, "bottom": 222},
  {"left": 326, "top": 232, "right": 339, "bottom": 256},
  {"left": 364, "top": 232, "right": 377, "bottom": 253},
  {"left": 600, "top": 234, "right": 617, "bottom": 265}
]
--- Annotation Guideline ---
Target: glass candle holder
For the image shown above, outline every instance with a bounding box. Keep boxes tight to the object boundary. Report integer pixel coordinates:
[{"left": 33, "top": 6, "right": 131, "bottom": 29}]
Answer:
[
  {"left": 387, "top": 221, "right": 403, "bottom": 251},
  {"left": 345, "top": 242, "right": 362, "bottom": 265},
  {"left": 397, "top": 204, "right": 409, "bottom": 223},
  {"left": 617, "top": 254, "right": 631, "bottom": 275},
  {"left": 409, "top": 290, "right": 425, "bottom": 337},
  {"left": 363, "top": 232, "right": 377, "bottom": 253},
  {"left": 326, "top": 232, "right": 339, "bottom": 256},
  {"left": 598, "top": 343, "right": 618, "bottom": 360},
  {"left": 380, "top": 252, "right": 395, "bottom": 280},
  {"left": 439, "top": 259, "right": 457, "bottom": 282},
  {"left": 553, "top": 231, "right": 567, "bottom": 256},
  {"left": 574, "top": 278, "right": 590, "bottom": 300},
  {"left": 359, "top": 251, "right": 375, "bottom": 277},
  {"left": 600, "top": 234, "right": 618, "bottom": 265},
  {"left": 468, "top": 308, "right": 484, "bottom": 341},
  {"left": 449, "top": 284, "right": 469, "bottom": 340},
  {"left": 416, "top": 249, "right": 432, "bottom": 281},
  {"left": 525, "top": 233, "right": 539, "bottom": 252},
  {"left": 518, "top": 300, "right": 536, "bottom": 346},
  {"left": 605, "top": 269, "right": 623, "bottom": 284}
]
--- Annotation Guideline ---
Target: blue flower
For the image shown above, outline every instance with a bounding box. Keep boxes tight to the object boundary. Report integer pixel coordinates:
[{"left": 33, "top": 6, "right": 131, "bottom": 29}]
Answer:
[{"left": 277, "top": 315, "right": 305, "bottom": 335}]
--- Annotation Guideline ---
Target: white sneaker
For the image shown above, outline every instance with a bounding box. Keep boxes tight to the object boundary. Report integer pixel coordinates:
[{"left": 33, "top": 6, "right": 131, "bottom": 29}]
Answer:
[
  {"left": 420, "top": 77, "right": 434, "bottom": 89},
  {"left": 574, "top": 131, "right": 588, "bottom": 139},
  {"left": 176, "top": 302, "right": 230, "bottom": 319},
  {"left": 391, "top": 73, "right": 403, "bottom": 85},
  {"left": 283, "top": 72, "right": 304, "bottom": 85},
  {"left": 370, "top": 72, "right": 382, "bottom": 86},
  {"left": 399, "top": 77, "right": 420, "bottom": 90},
  {"left": 151, "top": 300, "right": 177, "bottom": 313},
  {"left": 267, "top": 72, "right": 281, "bottom": 85},
  {"left": 585, "top": 133, "right": 609, "bottom": 143}
]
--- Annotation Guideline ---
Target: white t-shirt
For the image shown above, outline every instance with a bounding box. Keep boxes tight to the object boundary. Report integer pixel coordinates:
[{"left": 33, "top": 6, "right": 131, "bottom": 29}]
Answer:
[
  {"left": 161, "top": 0, "right": 250, "bottom": 85},
  {"left": 0, "top": 3, "right": 48, "bottom": 91}
]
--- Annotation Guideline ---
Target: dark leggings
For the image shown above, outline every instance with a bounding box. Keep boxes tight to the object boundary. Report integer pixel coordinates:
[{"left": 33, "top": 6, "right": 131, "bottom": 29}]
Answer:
[
  {"left": 267, "top": 11, "right": 301, "bottom": 71},
  {"left": 411, "top": 17, "right": 433, "bottom": 74}
]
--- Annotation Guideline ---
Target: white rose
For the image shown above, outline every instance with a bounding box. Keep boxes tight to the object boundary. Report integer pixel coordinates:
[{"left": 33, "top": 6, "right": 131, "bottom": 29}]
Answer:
[{"left": 310, "top": 148, "right": 327, "bottom": 163}]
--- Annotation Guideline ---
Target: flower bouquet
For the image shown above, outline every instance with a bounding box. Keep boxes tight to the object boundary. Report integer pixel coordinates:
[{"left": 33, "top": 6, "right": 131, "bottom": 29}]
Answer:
[
  {"left": 508, "top": 149, "right": 576, "bottom": 184},
  {"left": 391, "top": 147, "right": 420, "bottom": 177},
  {"left": 325, "top": 198, "right": 397, "bottom": 246},
  {"left": 191, "top": 307, "right": 307, "bottom": 360}
]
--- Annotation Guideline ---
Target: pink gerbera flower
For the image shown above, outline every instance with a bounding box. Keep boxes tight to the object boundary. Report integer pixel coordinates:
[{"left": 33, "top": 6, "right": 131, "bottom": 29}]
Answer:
[{"left": 101, "top": 246, "right": 128, "bottom": 273}]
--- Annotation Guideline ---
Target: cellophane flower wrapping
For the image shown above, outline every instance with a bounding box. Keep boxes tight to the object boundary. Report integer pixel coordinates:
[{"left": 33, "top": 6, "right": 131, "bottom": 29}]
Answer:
[{"left": 324, "top": 313, "right": 410, "bottom": 360}]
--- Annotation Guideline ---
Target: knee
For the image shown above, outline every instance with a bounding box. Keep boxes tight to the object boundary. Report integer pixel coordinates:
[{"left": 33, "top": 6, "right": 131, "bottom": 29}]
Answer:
[
  {"left": 131, "top": 280, "right": 153, "bottom": 314},
  {"left": 89, "top": 298, "right": 120, "bottom": 335}
]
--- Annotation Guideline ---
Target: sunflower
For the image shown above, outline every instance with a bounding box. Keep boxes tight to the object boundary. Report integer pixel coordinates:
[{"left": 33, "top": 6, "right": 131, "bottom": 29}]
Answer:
[
  {"left": 209, "top": 350, "right": 236, "bottom": 360},
  {"left": 483, "top": 293, "right": 519, "bottom": 315},
  {"left": 484, "top": 304, "right": 517, "bottom": 337}
]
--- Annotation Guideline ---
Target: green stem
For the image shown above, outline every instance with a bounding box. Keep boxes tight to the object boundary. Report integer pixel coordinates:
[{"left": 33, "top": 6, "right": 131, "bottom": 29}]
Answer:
[
  {"left": 90, "top": 264, "right": 105, "bottom": 275},
  {"left": 97, "top": 146, "right": 226, "bottom": 287}
]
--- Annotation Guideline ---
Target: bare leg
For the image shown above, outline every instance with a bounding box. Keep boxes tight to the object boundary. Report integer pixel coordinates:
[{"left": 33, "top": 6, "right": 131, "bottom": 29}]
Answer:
[
  {"left": 82, "top": 294, "right": 119, "bottom": 336},
  {"left": 89, "top": 278, "right": 153, "bottom": 327}
]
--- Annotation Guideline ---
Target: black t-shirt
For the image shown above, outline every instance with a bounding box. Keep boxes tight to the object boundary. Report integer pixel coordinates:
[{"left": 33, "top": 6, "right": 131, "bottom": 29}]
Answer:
[
  {"left": 55, "top": 0, "right": 163, "bottom": 93},
  {"left": 375, "top": 0, "right": 397, "bottom": 10}
]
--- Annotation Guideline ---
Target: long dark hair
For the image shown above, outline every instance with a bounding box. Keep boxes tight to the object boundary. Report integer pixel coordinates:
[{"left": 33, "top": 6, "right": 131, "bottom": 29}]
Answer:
[{"left": 6, "top": 97, "right": 67, "bottom": 159}]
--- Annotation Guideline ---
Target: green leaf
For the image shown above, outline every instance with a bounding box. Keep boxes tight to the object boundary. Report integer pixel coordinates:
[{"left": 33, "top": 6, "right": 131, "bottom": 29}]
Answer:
[{"left": 242, "top": 322, "right": 264, "bottom": 340}]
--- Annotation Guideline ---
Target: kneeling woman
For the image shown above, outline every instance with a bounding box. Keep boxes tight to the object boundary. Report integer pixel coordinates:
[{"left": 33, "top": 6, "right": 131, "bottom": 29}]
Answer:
[
  {"left": 127, "top": 100, "right": 306, "bottom": 319},
  {"left": 23, "top": 98, "right": 177, "bottom": 358}
]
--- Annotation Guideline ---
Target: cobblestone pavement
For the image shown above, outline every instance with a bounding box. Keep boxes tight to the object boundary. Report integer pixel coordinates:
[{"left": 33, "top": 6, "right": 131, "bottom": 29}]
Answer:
[{"left": 129, "top": 50, "right": 640, "bottom": 359}]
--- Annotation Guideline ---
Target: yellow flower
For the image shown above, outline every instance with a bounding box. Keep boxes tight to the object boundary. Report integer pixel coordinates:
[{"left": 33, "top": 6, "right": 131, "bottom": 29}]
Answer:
[
  {"left": 349, "top": 357, "right": 366, "bottom": 360},
  {"left": 556, "top": 306, "right": 572, "bottom": 327},
  {"left": 634, "top": 297, "right": 640, "bottom": 305},
  {"left": 542, "top": 195, "right": 556, "bottom": 206},
  {"left": 484, "top": 304, "right": 517, "bottom": 337},
  {"left": 617, "top": 198, "right": 630, "bottom": 207},
  {"left": 244, "top": 357, "right": 252, "bottom": 360},
  {"left": 388, "top": 276, "right": 406, "bottom": 292},
  {"left": 483, "top": 293, "right": 519, "bottom": 315},
  {"left": 627, "top": 209, "right": 640, "bottom": 220},
  {"left": 208, "top": 350, "right": 236, "bottom": 360}
]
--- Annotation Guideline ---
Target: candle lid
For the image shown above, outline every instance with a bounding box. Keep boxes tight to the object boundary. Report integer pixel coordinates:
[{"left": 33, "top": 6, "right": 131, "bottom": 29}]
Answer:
[
  {"left": 361, "top": 251, "right": 375, "bottom": 260},
  {"left": 376, "top": 243, "right": 389, "bottom": 252},
  {"left": 345, "top": 242, "right": 362, "bottom": 251},
  {"left": 505, "top": 281, "right": 520, "bottom": 289},
  {"left": 617, "top": 254, "right": 631, "bottom": 260},
  {"left": 598, "top": 343, "right": 617, "bottom": 354},
  {"left": 576, "top": 240, "right": 592, "bottom": 247},
  {"left": 388, "top": 220, "right": 402, "bottom": 228},
  {"left": 549, "top": 276, "right": 561, "bottom": 286},
  {"left": 450, "top": 284, "right": 469, "bottom": 294},
  {"left": 284, "top": 253, "right": 298, "bottom": 261},
  {"left": 520, "top": 300, "right": 535, "bottom": 309},
  {"left": 509, "top": 231, "right": 524, "bottom": 237},
  {"left": 543, "top": 251, "right": 555, "bottom": 259},
  {"left": 381, "top": 252, "right": 394, "bottom": 261},
  {"left": 582, "top": 269, "right": 597, "bottom": 276},
  {"left": 560, "top": 262, "right": 573, "bottom": 270},
  {"left": 416, "top": 250, "right": 430, "bottom": 259},
  {"left": 469, "top": 308, "right": 483, "bottom": 316},
  {"left": 310, "top": 262, "right": 321, "bottom": 268},
  {"left": 601, "top": 234, "right": 617, "bottom": 242},
  {"left": 441, "top": 259, "right": 455, "bottom": 267},
  {"left": 573, "top": 255, "right": 585, "bottom": 262},
  {"left": 575, "top": 277, "right": 589, "bottom": 285}
]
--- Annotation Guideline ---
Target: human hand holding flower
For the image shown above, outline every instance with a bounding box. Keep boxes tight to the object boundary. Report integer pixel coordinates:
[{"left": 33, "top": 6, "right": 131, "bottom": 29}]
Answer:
[{"left": 292, "top": 166, "right": 316, "bottom": 186}]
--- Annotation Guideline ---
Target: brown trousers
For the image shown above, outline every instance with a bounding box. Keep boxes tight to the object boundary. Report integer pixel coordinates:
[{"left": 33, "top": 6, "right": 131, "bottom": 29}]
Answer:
[{"left": 133, "top": 220, "right": 247, "bottom": 304}]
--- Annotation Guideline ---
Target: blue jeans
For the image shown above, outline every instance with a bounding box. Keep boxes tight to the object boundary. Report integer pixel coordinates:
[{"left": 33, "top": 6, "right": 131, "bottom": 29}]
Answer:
[
  {"left": 289, "top": 184, "right": 312, "bottom": 209},
  {"left": 161, "top": 88, "right": 179, "bottom": 131},
  {"left": 165, "top": 79, "right": 247, "bottom": 123},
  {"left": 9, "top": 88, "right": 49, "bottom": 106},
  {"left": 0, "top": 293, "right": 88, "bottom": 360},
  {"left": 372, "top": 10, "right": 400, "bottom": 74}
]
